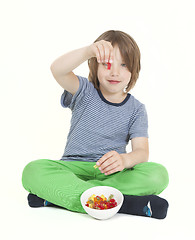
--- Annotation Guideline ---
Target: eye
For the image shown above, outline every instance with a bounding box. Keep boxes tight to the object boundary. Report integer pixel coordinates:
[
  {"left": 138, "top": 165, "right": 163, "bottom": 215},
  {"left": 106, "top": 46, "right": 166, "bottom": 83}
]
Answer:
[{"left": 121, "top": 63, "right": 127, "bottom": 67}]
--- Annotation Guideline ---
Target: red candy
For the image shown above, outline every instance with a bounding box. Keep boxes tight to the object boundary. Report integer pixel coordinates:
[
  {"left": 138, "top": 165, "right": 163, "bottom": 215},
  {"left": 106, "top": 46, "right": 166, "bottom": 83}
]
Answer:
[
  {"left": 85, "top": 194, "right": 117, "bottom": 210},
  {"left": 107, "top": 62, "right": 111, "bottom": 70}
]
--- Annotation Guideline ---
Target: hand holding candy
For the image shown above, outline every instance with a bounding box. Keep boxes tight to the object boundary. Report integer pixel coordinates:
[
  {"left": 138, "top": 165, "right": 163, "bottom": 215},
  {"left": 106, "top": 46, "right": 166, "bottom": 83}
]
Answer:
[
  {"left": 89, "top": 40, "right": 113, "bottom": 64},
  {"left": 96, "top": 151, "right": 125, "bottom": 175}
]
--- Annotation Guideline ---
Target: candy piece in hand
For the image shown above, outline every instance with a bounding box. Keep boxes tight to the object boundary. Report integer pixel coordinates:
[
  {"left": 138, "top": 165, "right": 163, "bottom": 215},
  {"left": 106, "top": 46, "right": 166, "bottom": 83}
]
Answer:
[{"left": 107, "top": 62, "right": 111, "bottom": 70}]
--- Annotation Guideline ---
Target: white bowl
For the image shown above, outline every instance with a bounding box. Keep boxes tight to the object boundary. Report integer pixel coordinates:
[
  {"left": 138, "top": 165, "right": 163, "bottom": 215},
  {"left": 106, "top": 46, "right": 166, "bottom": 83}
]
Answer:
[{"left": 80, "top": 186, "right": 124, "bottom": 220}]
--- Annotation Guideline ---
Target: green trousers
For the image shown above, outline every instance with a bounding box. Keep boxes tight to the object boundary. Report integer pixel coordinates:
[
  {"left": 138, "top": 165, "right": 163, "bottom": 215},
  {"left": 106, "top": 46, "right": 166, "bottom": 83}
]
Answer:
[{"left": 22, "top": 159, "right": 169, "bottom": 213}]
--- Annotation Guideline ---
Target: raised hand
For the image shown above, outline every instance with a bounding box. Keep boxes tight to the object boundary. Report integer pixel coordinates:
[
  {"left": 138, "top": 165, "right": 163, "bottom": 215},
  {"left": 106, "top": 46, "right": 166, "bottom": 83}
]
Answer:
[{"left": 89, "top": 40, "right": 114, "bottom": 64}]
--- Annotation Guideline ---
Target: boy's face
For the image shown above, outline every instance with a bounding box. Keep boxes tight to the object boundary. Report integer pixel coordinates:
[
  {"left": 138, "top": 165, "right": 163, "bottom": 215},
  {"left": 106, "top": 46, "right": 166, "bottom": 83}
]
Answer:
[{"left": 97, "top": 45, "right": 131, "bottom": 98}]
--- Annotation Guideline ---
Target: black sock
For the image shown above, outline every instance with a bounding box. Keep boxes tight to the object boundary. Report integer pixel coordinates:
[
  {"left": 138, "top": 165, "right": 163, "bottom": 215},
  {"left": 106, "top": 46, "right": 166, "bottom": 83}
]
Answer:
[
  {"left": 118, "top": 195, "right": 169, "bottom": 219},
  {"left": 27, "top": 193, "right": 44, "bottom": 207},
  {"left": 27, "top": 194, "right": 56, "bottom": 208}
]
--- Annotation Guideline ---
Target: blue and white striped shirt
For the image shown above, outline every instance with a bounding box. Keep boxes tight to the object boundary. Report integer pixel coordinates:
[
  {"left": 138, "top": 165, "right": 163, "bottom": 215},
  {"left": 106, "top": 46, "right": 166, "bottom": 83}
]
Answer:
[{"left": 60, "top": 75, "right": 148, "bottom": 162}]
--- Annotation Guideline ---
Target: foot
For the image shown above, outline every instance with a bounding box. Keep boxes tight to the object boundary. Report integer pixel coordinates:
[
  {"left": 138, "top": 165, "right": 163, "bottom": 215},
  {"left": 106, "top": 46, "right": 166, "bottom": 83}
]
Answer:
[
  {"left": 27, "top": 193, "right": 45, "bottom": 207},
  {"left": 119, "top": 195, "right": 169, "bottom": 219},
  {"left": 27, "top": 193, "right": 56, "bottom": 208}
]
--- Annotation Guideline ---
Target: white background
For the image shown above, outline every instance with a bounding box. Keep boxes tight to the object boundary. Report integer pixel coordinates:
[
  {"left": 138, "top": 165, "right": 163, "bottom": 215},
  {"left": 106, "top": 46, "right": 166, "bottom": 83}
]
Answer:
[{"left": 1, "top": 0, "right": 195, "bottom": 239}]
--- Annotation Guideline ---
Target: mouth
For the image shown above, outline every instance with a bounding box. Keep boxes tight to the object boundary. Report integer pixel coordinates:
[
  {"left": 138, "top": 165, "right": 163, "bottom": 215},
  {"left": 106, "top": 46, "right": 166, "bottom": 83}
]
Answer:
[{"left": 108, "top": 80, "right": 121, "bottom": 84}]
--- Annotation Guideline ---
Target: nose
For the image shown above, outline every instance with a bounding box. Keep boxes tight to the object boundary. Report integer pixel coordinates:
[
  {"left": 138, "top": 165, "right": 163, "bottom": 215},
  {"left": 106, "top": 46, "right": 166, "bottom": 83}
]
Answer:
[{"left": 110, "top": 63, "right": 119, "bottom": 76}]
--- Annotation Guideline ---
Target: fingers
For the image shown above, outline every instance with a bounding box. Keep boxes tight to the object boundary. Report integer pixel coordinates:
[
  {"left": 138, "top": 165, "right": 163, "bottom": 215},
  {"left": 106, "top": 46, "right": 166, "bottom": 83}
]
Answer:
[
  {"left": 93, "top": 40, "right": 113, "bottom": 63},
  {"left": 97, "top": 151, "right": 114, "bottom": 166},
  {"left": 96, "top": 151, "right": 124, "bottom": 175},
  {"left": 100, "top": 158, "right": 120, "bottom": 175}
]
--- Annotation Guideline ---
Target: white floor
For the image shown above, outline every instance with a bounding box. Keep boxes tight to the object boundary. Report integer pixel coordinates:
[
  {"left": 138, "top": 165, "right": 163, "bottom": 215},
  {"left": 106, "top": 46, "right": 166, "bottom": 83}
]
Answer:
[{"left": 1, "top": 178, "right": 194, "bottom": 240}]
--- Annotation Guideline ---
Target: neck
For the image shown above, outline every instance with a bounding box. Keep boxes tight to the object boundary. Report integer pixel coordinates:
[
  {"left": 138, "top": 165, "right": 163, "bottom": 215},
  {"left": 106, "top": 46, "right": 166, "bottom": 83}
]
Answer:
[{"left": 99, "top": 87, "right": 127, "bottom": 104}]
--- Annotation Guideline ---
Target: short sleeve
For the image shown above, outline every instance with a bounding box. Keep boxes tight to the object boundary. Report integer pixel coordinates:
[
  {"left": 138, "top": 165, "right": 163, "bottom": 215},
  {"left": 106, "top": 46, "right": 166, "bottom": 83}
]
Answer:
[
  {"left": 129, "top": 104, "right": 149, "bottom": 140},
  {"left": 60, "top": 75, "right": 90, "bottom": 110}
]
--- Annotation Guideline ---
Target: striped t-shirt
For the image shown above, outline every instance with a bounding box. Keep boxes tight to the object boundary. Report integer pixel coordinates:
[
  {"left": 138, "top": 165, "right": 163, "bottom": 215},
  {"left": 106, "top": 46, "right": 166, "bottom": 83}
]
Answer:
[{"left": 60, "top": 75, "right": 148, "bottom": 162}]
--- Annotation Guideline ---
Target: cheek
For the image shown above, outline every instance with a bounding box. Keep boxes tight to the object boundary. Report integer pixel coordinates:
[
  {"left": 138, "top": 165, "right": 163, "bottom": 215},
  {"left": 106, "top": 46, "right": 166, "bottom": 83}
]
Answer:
[
  {"left": 97, "top": 66, "right": 107, "bottom": 81},
  {"left": 126, "top": 69, "right": 132, "bottom": 78},
  {"left": 124, "top": 71, "right": 132, "bottom": 83}
]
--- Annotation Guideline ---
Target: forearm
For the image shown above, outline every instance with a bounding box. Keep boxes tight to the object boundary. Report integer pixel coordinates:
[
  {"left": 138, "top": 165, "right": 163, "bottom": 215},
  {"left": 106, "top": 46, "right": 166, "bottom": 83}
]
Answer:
[
  {"left": 121, "top": 149, "right": 149, "bottom": 169},
  {"left": 50, "top": 46, "right": 93, "bottom": 77}
]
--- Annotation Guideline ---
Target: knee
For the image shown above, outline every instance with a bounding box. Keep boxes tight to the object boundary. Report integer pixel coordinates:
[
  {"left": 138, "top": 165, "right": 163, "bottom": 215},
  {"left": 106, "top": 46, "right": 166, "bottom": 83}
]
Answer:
[
  {"left": 148, "top": 162, "right": 169, "bottom": 194},
  {"left": 22, "top": 159, "right": 48, "bottom": 176},
  {"left": 22, "top": 159, "right": 49, "bottom": 190}
]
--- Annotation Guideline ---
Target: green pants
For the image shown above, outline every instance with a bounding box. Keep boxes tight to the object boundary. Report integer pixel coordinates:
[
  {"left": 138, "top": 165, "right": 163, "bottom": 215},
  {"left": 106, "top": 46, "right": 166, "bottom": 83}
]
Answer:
[{"left": 22, "top": 159, "right": 169, "bottom": 213}]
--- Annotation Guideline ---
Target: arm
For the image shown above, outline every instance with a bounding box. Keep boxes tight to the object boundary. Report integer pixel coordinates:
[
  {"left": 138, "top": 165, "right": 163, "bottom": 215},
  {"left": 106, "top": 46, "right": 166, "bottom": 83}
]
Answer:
[
  {"left": 120, "top": 137, "right": 149, "bottom": 169},
  {"left": 97, "top": 137, "right": 149, "bottom": 175},
  {"left": 50, "top": 40, "right": 113, "bottom": 95},
  {"left": 50, "top": 46, "right": 92, "bottom": 94}
]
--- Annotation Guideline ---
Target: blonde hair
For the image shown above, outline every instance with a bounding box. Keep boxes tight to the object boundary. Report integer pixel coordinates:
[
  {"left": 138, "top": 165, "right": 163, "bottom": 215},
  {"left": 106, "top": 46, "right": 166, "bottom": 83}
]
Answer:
[{"left": 88, "top": 30, "right": 141, "bottom": 92}]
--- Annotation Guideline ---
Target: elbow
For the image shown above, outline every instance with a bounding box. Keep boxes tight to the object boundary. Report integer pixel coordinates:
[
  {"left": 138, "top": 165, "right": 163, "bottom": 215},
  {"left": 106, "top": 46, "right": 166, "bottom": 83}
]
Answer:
[
  {"left": 50, "top": 63, "right": 55, "bottom": 74},
  {"left": 50, "top": 64, "right": 58, "bottom": 79}
]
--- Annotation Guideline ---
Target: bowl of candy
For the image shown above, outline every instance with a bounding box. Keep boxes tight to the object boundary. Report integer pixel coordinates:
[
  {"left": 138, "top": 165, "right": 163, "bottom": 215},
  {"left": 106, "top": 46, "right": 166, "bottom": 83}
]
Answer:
[{"left": 80, "top": 186, "right": 124, "bottom": 220}]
